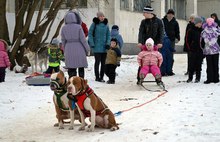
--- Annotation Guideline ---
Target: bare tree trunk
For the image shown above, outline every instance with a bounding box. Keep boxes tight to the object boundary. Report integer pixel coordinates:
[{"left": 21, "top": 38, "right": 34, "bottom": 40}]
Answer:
[
  {"left": 0, "top": 0, "right": 10, "bottom": 45},
  {"left": 13, "top": 0, "right": 29, "bottom": 44},
  {"left": 10, "top": 0, "right": 40, "bottom": 69},
  {"left": 34, "top": 0, "right": 46, "bottom": 32}
]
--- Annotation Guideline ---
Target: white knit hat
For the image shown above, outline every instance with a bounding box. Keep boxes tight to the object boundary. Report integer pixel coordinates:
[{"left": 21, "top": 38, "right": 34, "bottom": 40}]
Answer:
[{"left": 145, "top": 38, "right": 154, "bottom": 46}]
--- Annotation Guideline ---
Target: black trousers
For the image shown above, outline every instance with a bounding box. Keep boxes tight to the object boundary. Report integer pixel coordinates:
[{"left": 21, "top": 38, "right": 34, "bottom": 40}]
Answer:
[
  {"left": 188, "top": 52, "right": 203, "bottom": 80},
  {"left": 68, "top": 68, "right": 85, "bottom": 78},
  {"left": 45, "top": 66, "right": 60, "bottom": 74},
  {"left": 0, "top": 67, "right": 6, "bottom": 82},
  {"left": 205, "top": 54, "right": 219, "bottom": 82},
  {"left": 105, "top": 64, "right": 117, "bottom": 82},
  {"left": 94, "top": 53, "right": 107, "bottom": 80}
]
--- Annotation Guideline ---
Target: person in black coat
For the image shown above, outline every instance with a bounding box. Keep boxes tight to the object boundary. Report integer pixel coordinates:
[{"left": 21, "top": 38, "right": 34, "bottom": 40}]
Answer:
[
  {"left": 136, "top": 5, "right": 164, "bottom": 84},
  {"left": 211, "top": 13, "right": 220, "bottom": 27},
  {"left": 183, "top": 14, "right": 196, "bottom": 75},
  {"left": 186, "top": 17, "right": 204, "bottom": 83},
  {"left": 162, "top": 9, "right": 180, "bottom": 75}
]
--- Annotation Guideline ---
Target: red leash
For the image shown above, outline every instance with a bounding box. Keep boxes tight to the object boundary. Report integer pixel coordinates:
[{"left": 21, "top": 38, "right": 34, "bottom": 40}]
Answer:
[{"left": 114, "top": 90, "right": 168, "bottom": 116}]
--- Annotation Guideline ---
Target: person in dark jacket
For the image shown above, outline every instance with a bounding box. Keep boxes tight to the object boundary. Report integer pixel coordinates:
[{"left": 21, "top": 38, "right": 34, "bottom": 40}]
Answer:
[
  {"left": 111, "top": 25, "right": 124, "bottom": 50},
  {"left": 162, "top": 9, "right": 180, "bottom": 75},
  {"left": 186, "top": 17, "right": 204, "bottom": 83},
  {"left": 183, "top": 14, "right": 196, "bottom": 75},
  {"left": 211, "top": 13, "right": 220, "bottom": 27},
  {"left": 137, "top": 5, "right": 164, "bottom": 84},
  {"left": 88, "top": 11, "right": 111, "bottom": 82},
  {"left": 105, "top": 38, "right": 121, "bottom": 84},
  {"left": 160, "top": 33, "right": 175, "bottom": 76}
]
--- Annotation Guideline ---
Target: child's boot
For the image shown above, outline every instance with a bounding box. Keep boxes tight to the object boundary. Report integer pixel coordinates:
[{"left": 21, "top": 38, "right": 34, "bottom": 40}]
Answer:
[{"left": 155, "top": 74, "right": 162, "bottom": 85}]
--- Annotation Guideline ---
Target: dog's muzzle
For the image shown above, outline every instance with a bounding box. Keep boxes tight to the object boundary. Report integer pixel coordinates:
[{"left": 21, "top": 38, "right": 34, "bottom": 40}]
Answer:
[{"left": 50, "top": 80, "right": 60, "bottom": 91}]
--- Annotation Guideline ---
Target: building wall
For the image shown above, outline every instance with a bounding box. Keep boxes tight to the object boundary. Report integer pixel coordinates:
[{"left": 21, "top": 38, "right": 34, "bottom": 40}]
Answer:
[{"left": 197, "top": 0, "right": 220, "bottom": 18}]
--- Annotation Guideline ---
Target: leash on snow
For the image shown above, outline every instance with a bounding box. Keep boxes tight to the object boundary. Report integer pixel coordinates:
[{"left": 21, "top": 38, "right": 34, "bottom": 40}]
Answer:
[{"left": 114, "top": 90, "right": 168, "bottom": 116}]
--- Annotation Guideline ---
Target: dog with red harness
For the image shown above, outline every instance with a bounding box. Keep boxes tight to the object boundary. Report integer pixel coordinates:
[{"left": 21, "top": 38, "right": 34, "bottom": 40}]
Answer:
[
  {"left": 50, "top": 71, "right": 81, "bottom": 129},
  {"left": 67, "top": 76, "right": 119, "bottom": 131}
]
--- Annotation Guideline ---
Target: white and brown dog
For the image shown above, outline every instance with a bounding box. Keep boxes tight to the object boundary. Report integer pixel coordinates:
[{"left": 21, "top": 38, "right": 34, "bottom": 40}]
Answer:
[
  {"left": 50, "top": 71, "right": 81, "bottom": 129},
  {"left": 67, "top": 76, "right": 119, "bottom": 131}
]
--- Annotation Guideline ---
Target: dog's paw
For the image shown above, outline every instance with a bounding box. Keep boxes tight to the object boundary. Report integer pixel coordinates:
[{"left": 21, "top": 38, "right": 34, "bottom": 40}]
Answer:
[
  {"left": 69, "top": 126, "right": 74, "bottom": 130},
  {"left": 87, "top": 127, "right": 95, "bottom": 132},
  {"left": 78, "top": 126, "right": 85, "bottom": 131},
  {"left": 110, "top": 126, "right": 119, "bottom": 131},
  {"left": 54, "top": 123, "right": 59, "bottom": 127},
  {"left": 59, "top": 126, "right": 64, "bottom": 129}
]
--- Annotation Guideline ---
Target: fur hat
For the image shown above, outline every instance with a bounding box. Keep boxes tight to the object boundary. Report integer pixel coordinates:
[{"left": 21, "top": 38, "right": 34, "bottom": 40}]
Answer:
[
  {"left": 194, "top": 16, "right": 203, "bottom": 25},
  {"left": 206, "top": 17, "right": 215, "bottom": 26},
  {"left": 97, "top": 11, "right": 104, "bottom": 17},
  {"left": 143, "top": 6, "right": 154, "bottom": 13},
  {"left": 51, "top": 38, "right": 60, "bottom": 45},
  {"left": 167, "top": 9, "right": 175, "bottom": 15},
  {"left": 112, "top": 25, "right": 119, "bottom": 30},
  {"left": 111, "top": 38, "right": 118, "bottom": 45},
  {"left": 145, "top": 38, "right": 154, "bottom": 46}
]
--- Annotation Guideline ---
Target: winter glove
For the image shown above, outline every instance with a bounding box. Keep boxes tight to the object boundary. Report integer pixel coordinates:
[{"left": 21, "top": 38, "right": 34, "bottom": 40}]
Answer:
[
  {"left": 117, "top": 61, "right": 120, "bottom": 67},
  {"left": 87, "top": 51, "right": 90, "bottom": 56},
  {"left": 105, "top": 45, "right": 110, "bottom": 49}
]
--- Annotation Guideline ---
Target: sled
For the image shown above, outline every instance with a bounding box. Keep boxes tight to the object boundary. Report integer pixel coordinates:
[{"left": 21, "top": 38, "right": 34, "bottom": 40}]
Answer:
[
  {"left": 25, "top": 72, "right": 51, "bottom": 86},
  {"left": 138, "top": 80, "right": 166, "bottom": 92}
]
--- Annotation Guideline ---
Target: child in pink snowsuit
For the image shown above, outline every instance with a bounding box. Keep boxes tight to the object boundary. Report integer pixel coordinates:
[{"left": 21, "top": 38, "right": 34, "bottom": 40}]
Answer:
[
  {"left": 0, "top": 39, "right": 10, "bottom": 82},
  {"left": 137, "top": 38, "right": 163, "bottom": 84}
]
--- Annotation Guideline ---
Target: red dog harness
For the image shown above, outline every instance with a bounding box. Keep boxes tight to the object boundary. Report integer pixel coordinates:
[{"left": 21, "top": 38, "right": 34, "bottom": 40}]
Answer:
[{"left": 74, "top": 87, "right": 108, "bottom": 117}]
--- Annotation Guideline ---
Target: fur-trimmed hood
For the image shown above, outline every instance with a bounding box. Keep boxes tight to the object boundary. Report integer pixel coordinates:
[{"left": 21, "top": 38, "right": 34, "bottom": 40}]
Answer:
[{"left": 93, "top": 17, "right": 108, "bottom": 25}]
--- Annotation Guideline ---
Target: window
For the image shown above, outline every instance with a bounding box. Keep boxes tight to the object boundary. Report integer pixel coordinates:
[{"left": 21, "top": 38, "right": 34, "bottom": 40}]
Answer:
[
  {"left": 133, "top": 0, "right": 151, "bottom": 12},
  {"left": 120, "top": 0, "right": 129, "bottom": 10},
  {"left": 165, "top": 0, "right": 186, "bottom": 19},
  {"left": 174, "top": 0, "right": 186, "bottom": 19}
]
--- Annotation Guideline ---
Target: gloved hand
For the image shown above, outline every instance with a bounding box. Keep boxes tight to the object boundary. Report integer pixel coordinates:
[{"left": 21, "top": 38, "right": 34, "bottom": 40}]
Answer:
[
  {"left": 87, "top": 51, "right": 90, "bottom": 56},
  {"left": 117, "top": 62, "right": 120, "bottom": 67},
  {"left": 105, "top": 45, "right": 110, "bottom": 49}
]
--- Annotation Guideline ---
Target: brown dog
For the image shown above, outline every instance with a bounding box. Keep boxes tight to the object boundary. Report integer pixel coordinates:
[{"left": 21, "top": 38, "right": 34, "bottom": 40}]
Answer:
[
  {"left": 50, "top": 71, "right": 81, "bottom": 129},
  {"left": 66, "top": 76, "right": 119, "bottom": 132}
]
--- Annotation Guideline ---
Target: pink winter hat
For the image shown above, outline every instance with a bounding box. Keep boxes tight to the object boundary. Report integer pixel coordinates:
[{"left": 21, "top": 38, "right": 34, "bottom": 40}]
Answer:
[
  {"left": 145, "top": 38, "right": 154, "bottom": 46},
  {"left": 206, "top": 18, "right": 214, "bottom": 26}
]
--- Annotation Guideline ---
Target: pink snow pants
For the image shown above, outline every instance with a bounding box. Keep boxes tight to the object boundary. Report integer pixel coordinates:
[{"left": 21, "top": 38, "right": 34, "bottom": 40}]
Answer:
[{"left": 140, "top": 65, "right": 161, "bottom": 78}]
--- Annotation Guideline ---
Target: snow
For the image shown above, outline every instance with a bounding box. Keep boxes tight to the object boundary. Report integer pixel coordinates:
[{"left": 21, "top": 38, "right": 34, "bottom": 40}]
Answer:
[{"left": 0, "top": 54, "right": 220, "bottom": 142}]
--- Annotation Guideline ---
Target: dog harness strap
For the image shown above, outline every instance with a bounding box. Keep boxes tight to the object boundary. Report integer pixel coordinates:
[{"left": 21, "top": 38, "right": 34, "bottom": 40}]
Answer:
[
  {"left": 55, "top": 91, "right": 69, "bottom": 111},
  {"left": 75, "top": 87, "right": 108, "bottom": 117}
]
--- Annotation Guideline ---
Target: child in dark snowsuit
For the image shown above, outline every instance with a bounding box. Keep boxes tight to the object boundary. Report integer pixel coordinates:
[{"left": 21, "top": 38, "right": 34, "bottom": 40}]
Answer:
[
  {"left": 105, "top": 38, "right": 121, "bottom": 84},
  {"left": 159, "top": 34, "right": 175, "bottom": 76}
]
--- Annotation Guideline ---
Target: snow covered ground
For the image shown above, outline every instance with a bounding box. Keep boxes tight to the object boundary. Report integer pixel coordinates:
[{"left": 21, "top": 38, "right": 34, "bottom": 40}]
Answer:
[{"left": 0, "top": 54, "right": 220, "bottom": 142}]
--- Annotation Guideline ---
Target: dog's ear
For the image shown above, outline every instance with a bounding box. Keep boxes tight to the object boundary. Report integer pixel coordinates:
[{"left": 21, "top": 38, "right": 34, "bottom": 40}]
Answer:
[{"left": 59, "top": 70, "right": 64, "bottom": 76}]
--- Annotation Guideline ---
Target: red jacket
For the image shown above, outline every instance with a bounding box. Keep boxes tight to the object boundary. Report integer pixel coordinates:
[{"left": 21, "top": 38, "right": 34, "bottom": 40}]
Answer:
[{"left": 0, "top": 40, "right": 10, "bottom": 68}]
